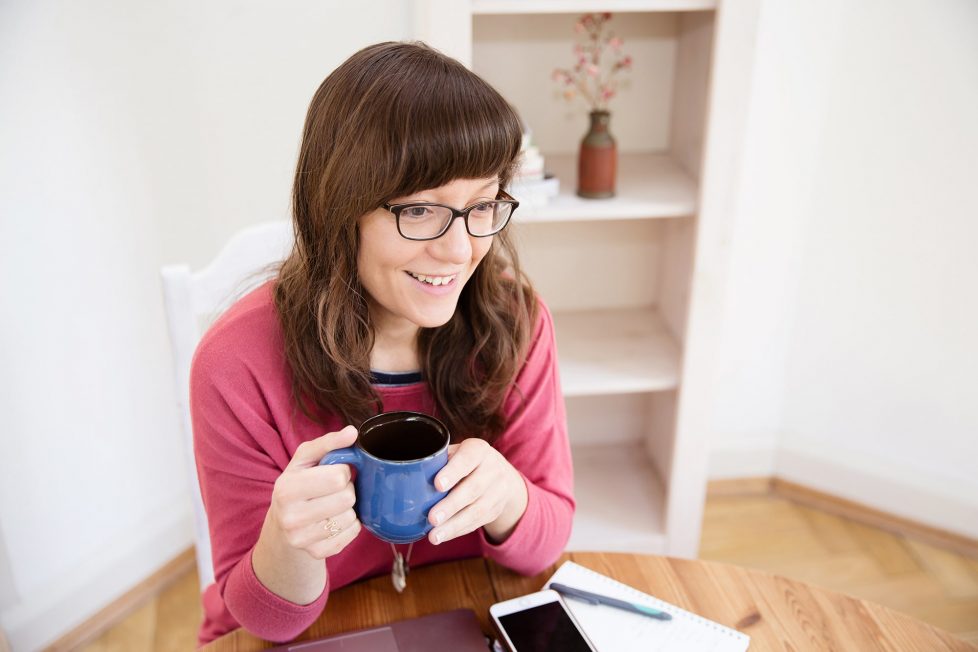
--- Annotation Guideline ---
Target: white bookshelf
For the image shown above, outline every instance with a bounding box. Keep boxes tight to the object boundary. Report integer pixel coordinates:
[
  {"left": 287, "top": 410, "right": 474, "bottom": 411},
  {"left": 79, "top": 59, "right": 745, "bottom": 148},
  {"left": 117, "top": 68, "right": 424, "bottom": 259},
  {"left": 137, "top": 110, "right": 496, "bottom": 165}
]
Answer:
[
  {"left": 554, "top": 307, "right": 681, "bottom": 396},
  {"left": 416, "top": 0, "right": 758, "bottom": 557},
  {"left": 516, "top": 152, "right": 698, "bottom": 223}
]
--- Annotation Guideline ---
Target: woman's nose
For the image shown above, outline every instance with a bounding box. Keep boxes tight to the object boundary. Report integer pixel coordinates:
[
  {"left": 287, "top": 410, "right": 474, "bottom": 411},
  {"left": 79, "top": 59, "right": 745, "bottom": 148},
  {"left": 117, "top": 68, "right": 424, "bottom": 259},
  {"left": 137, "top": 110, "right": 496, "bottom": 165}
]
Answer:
[{"left": 429, "top": 216, "right": 473, "bottom": 263}]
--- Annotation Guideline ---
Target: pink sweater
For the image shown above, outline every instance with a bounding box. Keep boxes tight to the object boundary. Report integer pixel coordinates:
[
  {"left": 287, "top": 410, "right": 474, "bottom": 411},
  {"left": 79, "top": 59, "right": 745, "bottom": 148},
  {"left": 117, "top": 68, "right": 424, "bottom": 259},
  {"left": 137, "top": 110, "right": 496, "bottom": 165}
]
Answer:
[{"left": 190, "top": 282, "right": 574, "bottom": 646}]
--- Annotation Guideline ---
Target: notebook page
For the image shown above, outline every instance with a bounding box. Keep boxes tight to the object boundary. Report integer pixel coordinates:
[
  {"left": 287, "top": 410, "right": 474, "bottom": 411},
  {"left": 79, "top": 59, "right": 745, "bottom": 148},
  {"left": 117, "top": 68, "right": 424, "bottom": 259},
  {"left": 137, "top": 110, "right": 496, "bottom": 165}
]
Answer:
[{"left": 544, "top": 561, "right": 750, "bottom": 652}]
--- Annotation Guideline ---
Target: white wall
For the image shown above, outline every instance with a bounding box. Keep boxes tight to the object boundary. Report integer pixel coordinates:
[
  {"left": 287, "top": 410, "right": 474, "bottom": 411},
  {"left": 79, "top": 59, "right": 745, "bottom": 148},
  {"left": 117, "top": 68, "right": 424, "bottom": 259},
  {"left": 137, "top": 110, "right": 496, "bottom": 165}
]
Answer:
[
  {"left": 0, "top": 2, "right": 409, "bottom": 649},
  {"left": 709, "top": 0, "right": 978, "bottom": 537}
]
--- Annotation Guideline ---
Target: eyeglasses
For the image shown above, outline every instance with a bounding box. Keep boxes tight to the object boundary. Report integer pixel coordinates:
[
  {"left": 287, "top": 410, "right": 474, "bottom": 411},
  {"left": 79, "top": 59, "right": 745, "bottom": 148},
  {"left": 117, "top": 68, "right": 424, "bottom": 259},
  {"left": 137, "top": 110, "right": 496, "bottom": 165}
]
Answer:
[{"left": 383, "top": 190, "right": 519, "bottom": 241}]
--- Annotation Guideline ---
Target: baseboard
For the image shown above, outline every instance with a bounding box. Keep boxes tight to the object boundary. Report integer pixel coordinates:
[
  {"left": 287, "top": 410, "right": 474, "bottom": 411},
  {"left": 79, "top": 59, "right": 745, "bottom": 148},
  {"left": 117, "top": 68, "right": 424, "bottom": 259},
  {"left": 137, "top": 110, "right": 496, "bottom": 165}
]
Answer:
[
  {"left": 42, "top": 548, "right": 195, "bottom": 652},
  {"left": 706, "top": 476, "right": 978, "bottom": 560},
  {"left": 775, "top": 445, "right": 978, "bottom": 541},
  {"left": 770, "top": 478, "right": 978, "bottom": 560}
]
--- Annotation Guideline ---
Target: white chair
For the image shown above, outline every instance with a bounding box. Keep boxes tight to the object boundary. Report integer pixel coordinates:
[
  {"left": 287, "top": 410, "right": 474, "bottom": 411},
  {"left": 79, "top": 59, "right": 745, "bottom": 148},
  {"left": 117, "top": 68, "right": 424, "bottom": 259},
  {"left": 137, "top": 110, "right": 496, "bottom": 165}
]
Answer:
[{"left": 161, "top": 220, "right": 293, "bottom": 590}]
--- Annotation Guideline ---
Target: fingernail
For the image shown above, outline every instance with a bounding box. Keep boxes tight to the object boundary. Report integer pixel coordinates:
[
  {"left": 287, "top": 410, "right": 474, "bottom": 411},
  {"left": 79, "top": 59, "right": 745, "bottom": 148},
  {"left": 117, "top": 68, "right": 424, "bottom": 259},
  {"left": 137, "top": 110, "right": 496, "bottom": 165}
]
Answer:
[
  {"left": 432, "top": 531, "right": 443, "bottom": 545},
  {"left": 432, "top": 510, "right": 444, "bottom": 525},
  {"left": 437, "top": 477, "right": 449, "bottom": 491}
]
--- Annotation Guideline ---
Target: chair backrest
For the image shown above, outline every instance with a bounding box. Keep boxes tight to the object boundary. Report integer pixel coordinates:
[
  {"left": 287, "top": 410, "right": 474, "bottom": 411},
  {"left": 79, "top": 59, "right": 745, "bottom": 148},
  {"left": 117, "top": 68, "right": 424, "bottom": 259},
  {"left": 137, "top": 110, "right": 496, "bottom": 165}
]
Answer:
[{"left": 160, "top": 220, "right": 293, "bottom": 590}]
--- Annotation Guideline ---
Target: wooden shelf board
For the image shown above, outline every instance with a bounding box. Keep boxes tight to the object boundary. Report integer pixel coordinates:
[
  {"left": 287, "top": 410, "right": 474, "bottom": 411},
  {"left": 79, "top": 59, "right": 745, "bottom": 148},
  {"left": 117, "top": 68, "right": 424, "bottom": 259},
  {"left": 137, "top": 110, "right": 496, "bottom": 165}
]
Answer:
[
  {"left": 567, "top": 443, "right": 668, "bottom": 553},
  {"left": 553, "top": 307, "right": 681, "bottom": 397},
  {"left": 473, "top": 0, "right": 717, "bottom": 14},
  {"left": 515, "top": 152, "right": 698, "bottom": 223}
]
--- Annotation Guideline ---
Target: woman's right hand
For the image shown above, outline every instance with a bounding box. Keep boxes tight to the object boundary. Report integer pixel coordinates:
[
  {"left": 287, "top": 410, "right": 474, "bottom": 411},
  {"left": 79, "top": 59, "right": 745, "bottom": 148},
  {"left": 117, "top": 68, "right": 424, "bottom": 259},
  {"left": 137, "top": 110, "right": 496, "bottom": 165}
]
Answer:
[
  {"left": 266, "top": 425, "right": 361, "bottom": 560},
  {"left": 254, "top": 425, "right": 360, "bottom": 603}
]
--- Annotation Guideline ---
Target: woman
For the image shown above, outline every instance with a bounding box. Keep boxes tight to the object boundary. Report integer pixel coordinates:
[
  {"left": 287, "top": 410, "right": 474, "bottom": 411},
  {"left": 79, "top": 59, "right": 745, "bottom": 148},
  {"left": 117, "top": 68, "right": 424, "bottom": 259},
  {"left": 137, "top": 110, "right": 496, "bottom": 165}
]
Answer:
[{"left": 190, "top": 41, "right": 574, "bottom": 646}]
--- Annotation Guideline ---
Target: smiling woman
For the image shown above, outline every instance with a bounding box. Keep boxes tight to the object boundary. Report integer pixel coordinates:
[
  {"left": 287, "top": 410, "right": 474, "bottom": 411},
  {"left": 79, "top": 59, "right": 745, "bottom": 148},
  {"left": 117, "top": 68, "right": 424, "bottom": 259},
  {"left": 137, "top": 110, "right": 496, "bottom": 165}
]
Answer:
[
  {"left": 188, "top": 41, "right": 574, "bottom": 647},
  {"left": 358, "top": 177, "right": 501, "bottom": 342}
]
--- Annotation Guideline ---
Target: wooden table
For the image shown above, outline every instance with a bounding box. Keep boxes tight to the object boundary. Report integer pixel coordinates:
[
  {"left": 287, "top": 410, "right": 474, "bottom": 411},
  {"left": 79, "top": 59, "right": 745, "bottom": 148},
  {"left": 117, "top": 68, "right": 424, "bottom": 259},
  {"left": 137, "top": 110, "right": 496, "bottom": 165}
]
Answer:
[{"left": 203, "top": 552, "right": 975, "bottom": 651}]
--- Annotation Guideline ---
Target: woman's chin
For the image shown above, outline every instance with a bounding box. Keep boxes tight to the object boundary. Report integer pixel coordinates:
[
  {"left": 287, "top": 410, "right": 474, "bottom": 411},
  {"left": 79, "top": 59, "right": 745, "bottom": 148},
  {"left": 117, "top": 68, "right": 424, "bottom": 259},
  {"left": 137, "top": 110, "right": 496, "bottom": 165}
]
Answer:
[
  {"left": 412, "top": 309, "right": 457, "bottom": 329},
  {"left": 406, "top": 298, "right": 462, "bottom": 329}
]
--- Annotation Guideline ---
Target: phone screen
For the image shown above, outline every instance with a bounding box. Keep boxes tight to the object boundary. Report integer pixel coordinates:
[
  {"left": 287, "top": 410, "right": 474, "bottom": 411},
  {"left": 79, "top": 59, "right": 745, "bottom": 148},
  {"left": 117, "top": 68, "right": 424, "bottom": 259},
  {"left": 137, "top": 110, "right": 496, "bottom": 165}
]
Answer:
[{"left": 497, "top": 601, "right": 593, "bottom": 651}]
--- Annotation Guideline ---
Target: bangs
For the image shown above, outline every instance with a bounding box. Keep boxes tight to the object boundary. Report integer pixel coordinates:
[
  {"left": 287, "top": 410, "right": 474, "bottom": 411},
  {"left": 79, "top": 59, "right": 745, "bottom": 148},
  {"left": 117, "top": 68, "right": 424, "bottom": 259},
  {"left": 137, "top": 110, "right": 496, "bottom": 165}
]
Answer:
[
  {"left": 369, "top": 48, "right": 523, "bottom": 201},
  {"left": 305, "top": 42, "right": 523, "bottom": 219}
]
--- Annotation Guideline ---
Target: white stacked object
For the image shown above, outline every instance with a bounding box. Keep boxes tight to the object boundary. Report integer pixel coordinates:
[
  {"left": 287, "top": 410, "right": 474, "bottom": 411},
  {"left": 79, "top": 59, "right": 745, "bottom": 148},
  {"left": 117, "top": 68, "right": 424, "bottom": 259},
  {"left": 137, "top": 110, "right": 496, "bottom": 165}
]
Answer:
[{"left": 510, "top": 130, "right": 559, "bottom": 207}]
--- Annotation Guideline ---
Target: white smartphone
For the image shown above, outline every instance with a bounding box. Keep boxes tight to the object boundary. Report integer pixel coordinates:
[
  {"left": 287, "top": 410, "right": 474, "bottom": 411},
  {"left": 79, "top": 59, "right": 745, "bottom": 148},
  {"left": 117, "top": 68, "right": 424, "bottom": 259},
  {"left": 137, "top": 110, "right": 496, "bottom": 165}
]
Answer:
[{"left": 489, "top": 589, "right": 598, "bottom": 652}]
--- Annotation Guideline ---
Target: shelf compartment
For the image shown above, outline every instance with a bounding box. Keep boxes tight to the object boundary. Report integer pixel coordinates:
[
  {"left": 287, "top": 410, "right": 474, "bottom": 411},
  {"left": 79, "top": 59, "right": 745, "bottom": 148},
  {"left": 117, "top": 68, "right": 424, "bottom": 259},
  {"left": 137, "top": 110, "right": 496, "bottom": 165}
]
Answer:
[
  {"left": 553, "top": 306, "right": 681, "bottom": 397},
  {"left": 473, "top": 0, "right": 717, "bottom": 14},
  {"left": 514, "top": 152, "right": 697, "bottom": 223},
  {"left": 566, "top": 443, "right": 667, "bottom": 553}
]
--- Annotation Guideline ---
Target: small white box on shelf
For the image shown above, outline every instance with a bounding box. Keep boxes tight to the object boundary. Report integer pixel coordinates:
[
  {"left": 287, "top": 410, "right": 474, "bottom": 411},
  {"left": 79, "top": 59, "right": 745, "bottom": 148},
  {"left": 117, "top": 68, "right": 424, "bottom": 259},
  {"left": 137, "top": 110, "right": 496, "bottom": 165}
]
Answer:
[
  {"left": 510, "top": 174, "right": 560, "bottom": 208},
  {"left": 510, "top": 129, "right": 559, "bottom": 207}
]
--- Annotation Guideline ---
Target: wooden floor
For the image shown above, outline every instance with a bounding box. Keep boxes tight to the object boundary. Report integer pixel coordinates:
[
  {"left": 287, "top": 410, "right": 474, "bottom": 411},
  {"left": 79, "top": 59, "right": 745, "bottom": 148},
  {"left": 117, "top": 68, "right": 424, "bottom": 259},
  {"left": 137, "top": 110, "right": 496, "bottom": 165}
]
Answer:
[
  {"left": 79, "top": 491, "right": 978, "bottom": 650},
  {"left": 699, "top": 492, "right": 978, "bottom": 646}
]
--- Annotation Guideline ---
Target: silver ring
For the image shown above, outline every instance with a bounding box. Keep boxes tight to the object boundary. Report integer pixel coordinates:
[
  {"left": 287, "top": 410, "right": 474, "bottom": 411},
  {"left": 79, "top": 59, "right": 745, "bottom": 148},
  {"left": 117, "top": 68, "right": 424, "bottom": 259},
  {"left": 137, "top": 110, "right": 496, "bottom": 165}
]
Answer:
[{"left": 323, "top": 517, "right": 342, "bottom": 538}]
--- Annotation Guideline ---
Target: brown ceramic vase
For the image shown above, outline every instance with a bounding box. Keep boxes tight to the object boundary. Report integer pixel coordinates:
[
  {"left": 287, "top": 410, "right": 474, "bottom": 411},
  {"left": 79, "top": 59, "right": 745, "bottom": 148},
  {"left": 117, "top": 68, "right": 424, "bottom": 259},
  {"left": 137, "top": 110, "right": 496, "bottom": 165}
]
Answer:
[{"left": 577, "top": 110, "right": 617, "bottom": 199}]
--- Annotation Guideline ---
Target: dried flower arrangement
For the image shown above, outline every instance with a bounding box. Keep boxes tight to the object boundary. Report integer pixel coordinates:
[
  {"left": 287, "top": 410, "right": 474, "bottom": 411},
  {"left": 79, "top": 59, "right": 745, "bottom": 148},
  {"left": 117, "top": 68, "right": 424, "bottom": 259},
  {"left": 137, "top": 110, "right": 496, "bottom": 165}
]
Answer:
[{"left": 551, "top": 13, "right": 633, "bottom": 112}]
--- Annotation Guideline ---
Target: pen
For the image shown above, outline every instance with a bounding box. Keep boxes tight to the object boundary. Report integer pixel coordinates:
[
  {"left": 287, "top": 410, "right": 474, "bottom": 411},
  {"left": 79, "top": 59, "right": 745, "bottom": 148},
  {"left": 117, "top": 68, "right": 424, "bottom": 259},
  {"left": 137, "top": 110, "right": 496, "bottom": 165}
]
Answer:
[{"left": 550, "top": 583, "right": 673, "bottom": 621}]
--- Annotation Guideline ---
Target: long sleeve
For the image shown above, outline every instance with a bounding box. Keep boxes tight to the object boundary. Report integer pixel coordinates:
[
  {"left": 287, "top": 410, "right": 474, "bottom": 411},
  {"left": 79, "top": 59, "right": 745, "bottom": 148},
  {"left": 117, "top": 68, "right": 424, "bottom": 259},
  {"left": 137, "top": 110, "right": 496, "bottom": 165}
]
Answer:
[
  {"left": 479, "top": 301, "right": 575, "bottom": 575},
  {"left": 190, "top": 307, "right": 330, "bottom": 644}
]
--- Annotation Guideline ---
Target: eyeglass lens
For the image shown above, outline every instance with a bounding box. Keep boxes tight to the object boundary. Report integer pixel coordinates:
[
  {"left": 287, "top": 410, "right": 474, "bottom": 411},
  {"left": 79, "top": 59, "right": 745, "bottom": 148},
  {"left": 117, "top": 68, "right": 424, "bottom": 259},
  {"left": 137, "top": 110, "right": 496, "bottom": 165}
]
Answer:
[{"left": 398, "top": 201, "right": 513, "bottom": 239}]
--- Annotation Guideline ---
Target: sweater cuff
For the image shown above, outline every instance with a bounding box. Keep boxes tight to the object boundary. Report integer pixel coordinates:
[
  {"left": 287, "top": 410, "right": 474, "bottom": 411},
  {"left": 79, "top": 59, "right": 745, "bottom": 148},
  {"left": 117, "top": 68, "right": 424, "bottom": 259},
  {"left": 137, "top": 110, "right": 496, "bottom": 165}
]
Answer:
[
  {"left": 224, "top": 548, "right": 330, "bottom": 643},
  {"left": 479, "top": 476, "right": 566, "bottom": 576}
]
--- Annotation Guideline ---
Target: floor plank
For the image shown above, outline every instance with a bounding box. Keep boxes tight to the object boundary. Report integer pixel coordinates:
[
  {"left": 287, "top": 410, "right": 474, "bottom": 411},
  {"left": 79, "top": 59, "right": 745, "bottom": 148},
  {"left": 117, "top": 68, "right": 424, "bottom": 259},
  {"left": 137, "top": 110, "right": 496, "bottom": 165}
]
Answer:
[
  {"left": 79, "top": 600, "right": 155, "bottom": 652},
  {"left": 906, "top": 539, "right": 978, "bottom": 599},
  {"left": 846, "top": 519, "right": 922, "bottom": 575},
  {"left": 794, "top": 503, "right": 864, "bottom": 554},
  {"left": 152, "top": 569, "right": 202, "bottom": 652}
]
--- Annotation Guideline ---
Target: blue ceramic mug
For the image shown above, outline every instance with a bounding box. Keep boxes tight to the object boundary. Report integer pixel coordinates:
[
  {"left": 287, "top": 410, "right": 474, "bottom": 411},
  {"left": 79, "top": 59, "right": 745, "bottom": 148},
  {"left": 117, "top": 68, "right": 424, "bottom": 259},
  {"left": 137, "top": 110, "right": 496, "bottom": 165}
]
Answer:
[{"left": 319, "top": 411, "right": 450, "bottom": 544}]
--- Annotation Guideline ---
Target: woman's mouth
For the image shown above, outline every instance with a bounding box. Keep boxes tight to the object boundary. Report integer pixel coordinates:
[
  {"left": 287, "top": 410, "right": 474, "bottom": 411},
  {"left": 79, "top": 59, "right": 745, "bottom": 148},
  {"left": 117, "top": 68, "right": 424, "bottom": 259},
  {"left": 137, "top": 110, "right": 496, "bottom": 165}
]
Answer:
[{"left": 406, "top": 271, "right": 458, "bottom": 287}]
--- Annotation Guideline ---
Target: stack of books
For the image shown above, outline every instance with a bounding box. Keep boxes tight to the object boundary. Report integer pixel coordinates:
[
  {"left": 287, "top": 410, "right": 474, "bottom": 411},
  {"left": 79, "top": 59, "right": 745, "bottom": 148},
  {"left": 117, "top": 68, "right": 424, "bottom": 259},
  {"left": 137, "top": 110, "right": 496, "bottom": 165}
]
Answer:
[{"left": 509, "top": 130, "right": 559, "bottom": 208}]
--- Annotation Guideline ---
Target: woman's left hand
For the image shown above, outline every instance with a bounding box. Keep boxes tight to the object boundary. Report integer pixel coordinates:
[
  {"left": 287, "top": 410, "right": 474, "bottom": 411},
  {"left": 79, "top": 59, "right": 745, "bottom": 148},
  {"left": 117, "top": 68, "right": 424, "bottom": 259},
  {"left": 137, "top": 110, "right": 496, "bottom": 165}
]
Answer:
[{"left": 427, "top": 438, "right": 528, "bottom": 545}]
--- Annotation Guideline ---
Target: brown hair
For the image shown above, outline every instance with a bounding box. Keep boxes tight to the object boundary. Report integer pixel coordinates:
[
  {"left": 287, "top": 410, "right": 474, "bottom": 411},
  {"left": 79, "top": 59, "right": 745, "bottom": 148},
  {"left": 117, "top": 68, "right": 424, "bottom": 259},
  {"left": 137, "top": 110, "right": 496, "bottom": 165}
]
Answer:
[{"left": 275, "top": 41, "right": 537, "bottom": 441}]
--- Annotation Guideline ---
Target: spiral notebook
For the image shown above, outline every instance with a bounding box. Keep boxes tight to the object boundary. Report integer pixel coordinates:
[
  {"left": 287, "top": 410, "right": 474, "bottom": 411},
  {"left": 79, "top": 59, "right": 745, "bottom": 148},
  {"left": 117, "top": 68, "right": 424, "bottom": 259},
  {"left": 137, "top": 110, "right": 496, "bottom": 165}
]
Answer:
[{"left": 544, "top": 561, "right": 750, "bottom": 651}]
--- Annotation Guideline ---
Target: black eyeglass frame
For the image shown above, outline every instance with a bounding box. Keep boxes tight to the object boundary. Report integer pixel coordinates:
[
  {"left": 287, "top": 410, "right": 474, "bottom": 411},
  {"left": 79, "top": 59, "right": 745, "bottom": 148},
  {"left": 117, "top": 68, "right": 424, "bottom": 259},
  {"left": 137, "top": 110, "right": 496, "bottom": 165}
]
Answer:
[{"left": 382, "top": 189, "right": 520, "bottom": 241}]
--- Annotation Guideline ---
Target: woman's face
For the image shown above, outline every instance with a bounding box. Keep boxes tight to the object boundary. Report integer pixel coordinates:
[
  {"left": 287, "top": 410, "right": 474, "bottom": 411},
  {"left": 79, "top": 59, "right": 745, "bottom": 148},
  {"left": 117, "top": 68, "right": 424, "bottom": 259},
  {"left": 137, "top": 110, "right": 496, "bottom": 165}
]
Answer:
[{"left": 357, "top": 176, "right": 499, "bottom": 334}]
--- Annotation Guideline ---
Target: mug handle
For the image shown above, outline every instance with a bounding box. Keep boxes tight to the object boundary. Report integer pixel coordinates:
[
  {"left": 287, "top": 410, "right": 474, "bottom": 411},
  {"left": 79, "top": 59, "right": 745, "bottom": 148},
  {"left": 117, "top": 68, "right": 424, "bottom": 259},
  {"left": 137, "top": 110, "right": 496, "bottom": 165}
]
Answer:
[{"left": 319, "top": 446, "right": 361, "bottom": 469}]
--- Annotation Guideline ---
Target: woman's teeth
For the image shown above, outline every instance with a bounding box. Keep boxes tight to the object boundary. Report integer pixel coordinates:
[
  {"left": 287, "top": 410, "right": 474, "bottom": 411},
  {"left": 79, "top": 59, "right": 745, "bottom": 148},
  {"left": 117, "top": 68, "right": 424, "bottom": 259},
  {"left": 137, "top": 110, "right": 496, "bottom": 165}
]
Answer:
[{"left": 408, "top": 271, "right": 457, "bottom": 286}]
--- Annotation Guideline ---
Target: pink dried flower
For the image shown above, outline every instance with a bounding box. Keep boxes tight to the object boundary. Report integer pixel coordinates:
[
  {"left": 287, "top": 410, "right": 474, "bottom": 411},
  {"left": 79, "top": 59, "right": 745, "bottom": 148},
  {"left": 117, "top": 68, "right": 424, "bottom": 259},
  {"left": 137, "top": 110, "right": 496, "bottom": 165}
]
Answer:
[{"left": 551, "top": 13, "right": 632, "bottom": 111}]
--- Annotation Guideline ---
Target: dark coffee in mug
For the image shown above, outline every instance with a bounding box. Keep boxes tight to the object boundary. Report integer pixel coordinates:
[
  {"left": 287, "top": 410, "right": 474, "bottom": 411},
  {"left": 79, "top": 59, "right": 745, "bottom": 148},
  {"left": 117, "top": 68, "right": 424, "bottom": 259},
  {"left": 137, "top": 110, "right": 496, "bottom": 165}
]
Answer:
[{"left": 359, "top": 418, "right": 447, "bottom": 461}]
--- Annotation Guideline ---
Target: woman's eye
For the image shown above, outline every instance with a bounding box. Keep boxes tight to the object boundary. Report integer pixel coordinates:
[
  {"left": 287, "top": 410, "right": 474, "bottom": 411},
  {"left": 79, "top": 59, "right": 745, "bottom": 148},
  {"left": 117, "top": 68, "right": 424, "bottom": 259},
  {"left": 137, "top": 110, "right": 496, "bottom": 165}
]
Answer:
[
  {"left": 471, "top": 202, "right": 493, "bottom": 214},
  {"left": 404, "top": 206, "right": 431, "bottom": 218}
]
